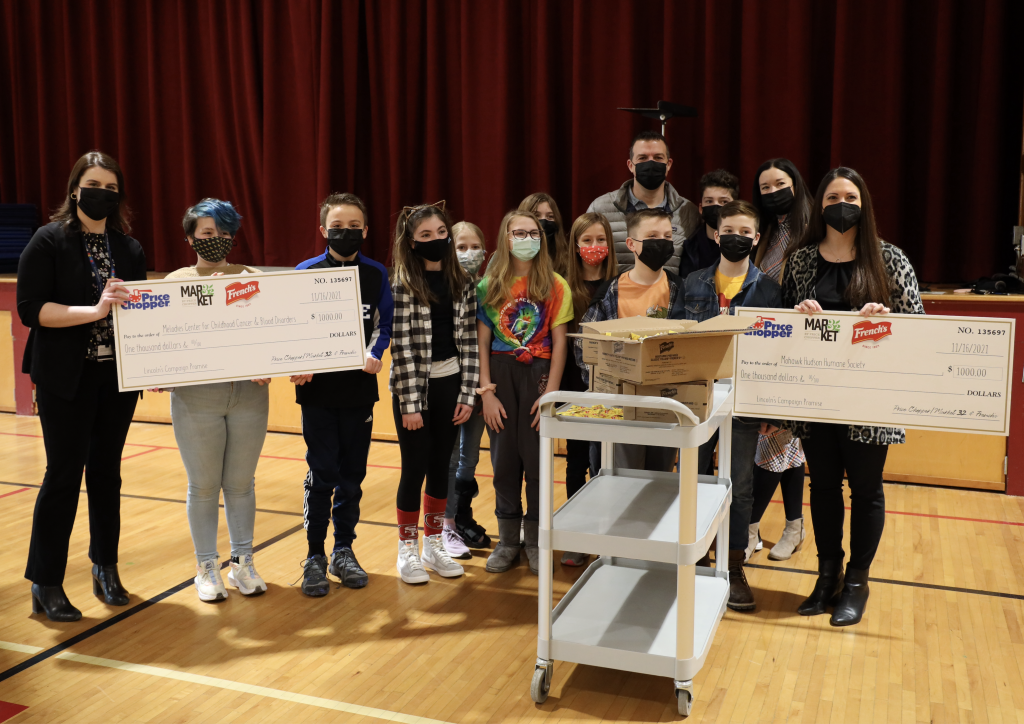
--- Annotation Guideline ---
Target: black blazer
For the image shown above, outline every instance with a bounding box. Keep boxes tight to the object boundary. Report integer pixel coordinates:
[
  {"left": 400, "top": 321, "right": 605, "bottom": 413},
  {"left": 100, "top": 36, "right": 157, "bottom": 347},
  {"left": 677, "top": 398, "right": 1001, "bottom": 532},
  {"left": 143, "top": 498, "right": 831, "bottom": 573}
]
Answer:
[{"left": 17, "top": 222, "right": 147, "bottom": 400}]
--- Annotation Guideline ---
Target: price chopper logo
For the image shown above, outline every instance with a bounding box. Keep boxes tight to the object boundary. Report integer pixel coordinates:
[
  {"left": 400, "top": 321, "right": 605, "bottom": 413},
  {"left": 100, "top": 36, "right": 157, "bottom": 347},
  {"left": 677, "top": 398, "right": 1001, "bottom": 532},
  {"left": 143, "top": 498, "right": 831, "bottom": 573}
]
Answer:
[
  {"left": 851, "top": 319, "right": 892, "bottom": 346},
  {"left": 180, "top": 283, "right": 215, "bottom": 307},
  {"left": 805, "top": 317, "right": 840, "bottom": 342},
  {"left": 746, "top": 316, "right": 793, "bottom": 339},
  {"left": 225, "top": 280, "right": 260, "bottom": 307},
  {"left": 125, "top": 289, "right": 170, "bottom": 310}
]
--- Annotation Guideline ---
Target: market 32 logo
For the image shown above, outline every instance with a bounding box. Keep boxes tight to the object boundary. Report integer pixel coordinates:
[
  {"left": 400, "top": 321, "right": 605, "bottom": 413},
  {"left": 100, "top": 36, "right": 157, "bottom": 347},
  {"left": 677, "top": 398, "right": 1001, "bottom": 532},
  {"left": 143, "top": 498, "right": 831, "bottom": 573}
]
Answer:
[
  {"left": 179, "top": 283, "right": 214, "bottom": 307},
  {"left": 125, "top": 289, "right": 171, "bottom": 310},
  {"left": 851, "top": 319, "right": 892, "bottom": 347},
  {"left": 225, "top": 280, "right": 260, "bottom": 307},
  {"left": 746, "top": 316, "right": 793, "bottom": 339},
  {"left": 805, "top": 317, "right": 840, "bottom": 342}
]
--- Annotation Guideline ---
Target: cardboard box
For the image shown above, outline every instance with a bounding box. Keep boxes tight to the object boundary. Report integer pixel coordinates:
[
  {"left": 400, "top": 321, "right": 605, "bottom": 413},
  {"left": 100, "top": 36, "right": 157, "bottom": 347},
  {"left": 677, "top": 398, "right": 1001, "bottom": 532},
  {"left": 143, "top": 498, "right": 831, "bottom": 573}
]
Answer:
[
  {"left": 593, "top": 372, "right": 623, "bottom": 395},
  {"left": 578, "top": 316, "right": 753, "bottom": 386},
  {"left": 578, "top": 319, "right": 637, "bottom": 364},
  {"left": 622, "top": 380, "right": 713, "bottom": 423}
]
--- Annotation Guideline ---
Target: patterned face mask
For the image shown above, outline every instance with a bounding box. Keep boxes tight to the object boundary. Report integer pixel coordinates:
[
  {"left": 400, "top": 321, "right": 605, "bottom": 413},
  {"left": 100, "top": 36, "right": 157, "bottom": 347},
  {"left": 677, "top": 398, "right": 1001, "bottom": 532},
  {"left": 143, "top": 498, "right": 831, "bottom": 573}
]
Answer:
[
  {"left": 457, "top": 248, "right": 485, "bottom": 275},
  {"left": 191, "top": 235, "right": 233, "bottom": 263},
  {"left": 578, "top": 244, "right": 609, "bottom": 266}
]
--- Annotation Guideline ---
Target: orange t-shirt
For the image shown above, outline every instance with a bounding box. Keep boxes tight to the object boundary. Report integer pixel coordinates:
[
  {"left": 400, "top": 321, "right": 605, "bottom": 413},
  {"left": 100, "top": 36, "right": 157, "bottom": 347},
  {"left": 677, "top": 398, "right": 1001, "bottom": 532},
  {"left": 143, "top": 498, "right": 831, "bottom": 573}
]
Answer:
[{"left": 617, "top": 271, "right": 670, "bottom": 319}]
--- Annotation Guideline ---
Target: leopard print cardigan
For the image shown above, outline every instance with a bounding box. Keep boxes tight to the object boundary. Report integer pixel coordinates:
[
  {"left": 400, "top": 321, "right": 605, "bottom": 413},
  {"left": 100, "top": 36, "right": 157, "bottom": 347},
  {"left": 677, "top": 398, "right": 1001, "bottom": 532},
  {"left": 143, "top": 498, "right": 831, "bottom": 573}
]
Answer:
[{"left": 779, "top": 241, "right": 925, "bottom": 445}]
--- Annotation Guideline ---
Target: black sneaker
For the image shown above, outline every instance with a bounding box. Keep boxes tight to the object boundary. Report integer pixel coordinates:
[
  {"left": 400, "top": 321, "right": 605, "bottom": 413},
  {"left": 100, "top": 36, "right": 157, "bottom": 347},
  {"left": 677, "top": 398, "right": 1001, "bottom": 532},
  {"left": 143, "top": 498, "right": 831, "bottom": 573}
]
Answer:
[
  {"left": 329, "top": 547, "right": 368, "bottom": 589},
  {"left": 301, "top": 555, "right": 330, "bottom": 597}
]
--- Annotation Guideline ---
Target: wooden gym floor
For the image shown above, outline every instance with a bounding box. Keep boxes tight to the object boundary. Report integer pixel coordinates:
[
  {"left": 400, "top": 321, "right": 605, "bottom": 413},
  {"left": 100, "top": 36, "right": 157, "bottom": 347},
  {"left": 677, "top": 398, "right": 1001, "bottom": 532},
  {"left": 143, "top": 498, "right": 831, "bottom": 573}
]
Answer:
[{"left": 1, "top": 413, "right": 1024, "bottom": 723}]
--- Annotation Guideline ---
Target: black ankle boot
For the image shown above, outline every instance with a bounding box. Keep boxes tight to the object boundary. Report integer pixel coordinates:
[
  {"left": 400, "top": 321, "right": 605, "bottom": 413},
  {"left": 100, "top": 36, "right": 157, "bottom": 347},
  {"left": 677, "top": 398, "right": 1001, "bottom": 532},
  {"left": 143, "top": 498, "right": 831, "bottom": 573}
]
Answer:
[
  {"left": 726, "top": 550, "right": 755, "bottom": 611},
  {"left": 92, "top": 564, "right": 130, "bottom": 606},
  {"left": 797, "top": 558, "right": 844, "bottom": 616},
  {"left": 830, "top": 566, "right": 870, "bottom": 626},
  {"left": 31, "top": 583, "right": 82, "bottom": 622}
]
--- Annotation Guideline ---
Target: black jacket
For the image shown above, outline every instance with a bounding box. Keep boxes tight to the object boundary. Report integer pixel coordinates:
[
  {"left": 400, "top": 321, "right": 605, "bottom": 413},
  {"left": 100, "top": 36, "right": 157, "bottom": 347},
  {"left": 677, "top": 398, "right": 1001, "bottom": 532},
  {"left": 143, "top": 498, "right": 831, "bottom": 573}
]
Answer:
[{"left": 17, "top": 222, "right": 147, "bottom": 400}]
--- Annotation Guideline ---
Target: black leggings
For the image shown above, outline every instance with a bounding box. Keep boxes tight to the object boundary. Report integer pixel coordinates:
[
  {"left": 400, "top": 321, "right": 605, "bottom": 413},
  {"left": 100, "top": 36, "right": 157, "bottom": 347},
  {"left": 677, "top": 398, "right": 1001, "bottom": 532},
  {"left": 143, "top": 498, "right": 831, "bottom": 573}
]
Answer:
[
  {"left": 565, "top": 438, "right": 596, "bottom": 499},
  {"left": 803, "top": 423, "right": 889, "bottom": 570},
  {"left": 751, "top": 464, "right": 805, "bottom": 524},
  {"left": 392, "top": 373, "right": 461, "bottom": 512}
]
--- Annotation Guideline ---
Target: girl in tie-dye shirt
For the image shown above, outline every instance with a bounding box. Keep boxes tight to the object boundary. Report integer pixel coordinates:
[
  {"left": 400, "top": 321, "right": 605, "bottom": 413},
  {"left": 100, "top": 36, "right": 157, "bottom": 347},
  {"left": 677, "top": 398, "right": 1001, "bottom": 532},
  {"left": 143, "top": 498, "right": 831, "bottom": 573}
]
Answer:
[{"left": 475, "top": 209, "right": 573, "bottom": 576}]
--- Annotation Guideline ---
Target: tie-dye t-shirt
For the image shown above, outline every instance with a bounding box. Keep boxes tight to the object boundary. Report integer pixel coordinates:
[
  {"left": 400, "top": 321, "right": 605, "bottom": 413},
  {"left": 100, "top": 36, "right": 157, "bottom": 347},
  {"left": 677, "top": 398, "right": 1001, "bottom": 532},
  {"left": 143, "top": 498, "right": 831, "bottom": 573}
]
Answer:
[{"left": 476, "top": 274, "right": 573, "bottom": 363}]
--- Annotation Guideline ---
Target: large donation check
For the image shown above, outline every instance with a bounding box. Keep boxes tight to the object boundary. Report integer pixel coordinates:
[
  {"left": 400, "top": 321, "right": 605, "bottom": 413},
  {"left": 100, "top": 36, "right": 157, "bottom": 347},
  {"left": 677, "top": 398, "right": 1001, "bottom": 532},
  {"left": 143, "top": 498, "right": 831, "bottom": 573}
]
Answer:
[
  {"left": 111, "top": 268, "right": 366, "bottom": 391},
  {"left": 733, "top": 308, "right": 1015, "bottom": 435}
]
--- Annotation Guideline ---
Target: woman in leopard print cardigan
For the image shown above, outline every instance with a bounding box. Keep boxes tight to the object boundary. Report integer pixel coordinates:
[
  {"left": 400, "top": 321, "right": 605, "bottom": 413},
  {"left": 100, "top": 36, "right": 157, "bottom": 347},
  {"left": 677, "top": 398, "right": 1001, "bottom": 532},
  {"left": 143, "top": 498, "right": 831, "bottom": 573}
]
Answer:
[{"left": 779, "top": 167, "right": 923, "bottom": 627}]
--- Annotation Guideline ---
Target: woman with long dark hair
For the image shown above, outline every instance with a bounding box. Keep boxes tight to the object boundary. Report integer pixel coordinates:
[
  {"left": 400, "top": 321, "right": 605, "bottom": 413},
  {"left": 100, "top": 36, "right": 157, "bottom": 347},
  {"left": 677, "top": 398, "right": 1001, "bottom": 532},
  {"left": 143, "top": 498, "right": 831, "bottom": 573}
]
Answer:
[
  {"left": 389, "top": 202, "right": 479, "bottom": 584},
  {"left": 17, "top": 151, "right": 146, "bottom": 621},
  {"left": 781, "top": 167, "right": 923, "bottom": 626},
  {"left": 747, "top": 159, "right": 813, "bottom": 562}
]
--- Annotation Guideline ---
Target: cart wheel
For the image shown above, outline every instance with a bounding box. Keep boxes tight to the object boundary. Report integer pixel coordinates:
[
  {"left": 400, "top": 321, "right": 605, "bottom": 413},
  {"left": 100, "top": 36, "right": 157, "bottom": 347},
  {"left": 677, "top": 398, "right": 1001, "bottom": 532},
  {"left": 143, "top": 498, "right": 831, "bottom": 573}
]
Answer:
[
  {"left": 676, "top": 688, "right": 693, "bottom": 717},
  {"left": 531, "top": 666, "right": 551, "bottom": 704}
]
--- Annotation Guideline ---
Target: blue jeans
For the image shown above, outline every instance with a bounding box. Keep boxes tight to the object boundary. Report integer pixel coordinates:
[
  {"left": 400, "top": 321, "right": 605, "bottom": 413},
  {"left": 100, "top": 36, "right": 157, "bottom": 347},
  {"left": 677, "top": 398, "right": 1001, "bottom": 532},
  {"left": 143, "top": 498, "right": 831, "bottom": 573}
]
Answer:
[
  {"left": 698, "top": 416, "right": 760, "bottom": 551},
  {"left": 171, "top": 381, "right": 269, "bottom": 563},
  {"left": 446, "top": 409, "right": 486, "bottom": 518}
]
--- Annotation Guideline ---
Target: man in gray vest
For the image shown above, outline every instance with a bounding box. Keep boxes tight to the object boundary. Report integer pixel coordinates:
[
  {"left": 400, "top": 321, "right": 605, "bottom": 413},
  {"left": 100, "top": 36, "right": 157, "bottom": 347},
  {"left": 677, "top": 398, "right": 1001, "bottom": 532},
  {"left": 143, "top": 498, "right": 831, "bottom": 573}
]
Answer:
[{"left": 587, "top": 130, "right": 701, "bottom": 275}]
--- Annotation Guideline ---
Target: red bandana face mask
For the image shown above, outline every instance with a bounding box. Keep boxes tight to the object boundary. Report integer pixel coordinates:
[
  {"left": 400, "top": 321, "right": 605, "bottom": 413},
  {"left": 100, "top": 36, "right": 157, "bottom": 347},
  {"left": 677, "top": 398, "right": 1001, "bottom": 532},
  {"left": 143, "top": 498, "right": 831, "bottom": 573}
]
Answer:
[{"left": 579, "top": 244, "right": 609, "bottom": 267}]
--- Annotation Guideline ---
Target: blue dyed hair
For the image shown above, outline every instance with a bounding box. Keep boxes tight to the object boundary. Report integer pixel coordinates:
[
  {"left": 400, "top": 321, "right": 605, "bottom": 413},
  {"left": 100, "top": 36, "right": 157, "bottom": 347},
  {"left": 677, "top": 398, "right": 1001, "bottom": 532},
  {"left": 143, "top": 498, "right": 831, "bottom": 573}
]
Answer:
[{"left": 182, "top": 198, "right": 243, "bottom": 238}]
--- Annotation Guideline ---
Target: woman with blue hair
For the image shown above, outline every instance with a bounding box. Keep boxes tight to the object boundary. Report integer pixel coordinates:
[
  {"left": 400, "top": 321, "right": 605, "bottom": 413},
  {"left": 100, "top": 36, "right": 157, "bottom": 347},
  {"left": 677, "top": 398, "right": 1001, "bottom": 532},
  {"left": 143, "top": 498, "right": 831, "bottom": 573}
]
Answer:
[{"left": 155, "top": 198, "right": 269, "bottom": 602}]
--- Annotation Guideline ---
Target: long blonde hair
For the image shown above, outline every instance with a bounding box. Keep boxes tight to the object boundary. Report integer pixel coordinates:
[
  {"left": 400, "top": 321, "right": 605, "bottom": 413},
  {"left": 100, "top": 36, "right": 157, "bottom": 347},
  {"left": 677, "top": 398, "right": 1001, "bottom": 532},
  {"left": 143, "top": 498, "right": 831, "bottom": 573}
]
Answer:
[
  {"left": 565, "top": 213, "right": 618, "bottom": 330},
  {"left": 482, "top": 210, "right": 555, "bottom": 309},
  {"left": 391, "top": 204, "right": 468, "bottom": 307},
  {"left": 518, "top": 192, "right": 570, "bottom": 276}
]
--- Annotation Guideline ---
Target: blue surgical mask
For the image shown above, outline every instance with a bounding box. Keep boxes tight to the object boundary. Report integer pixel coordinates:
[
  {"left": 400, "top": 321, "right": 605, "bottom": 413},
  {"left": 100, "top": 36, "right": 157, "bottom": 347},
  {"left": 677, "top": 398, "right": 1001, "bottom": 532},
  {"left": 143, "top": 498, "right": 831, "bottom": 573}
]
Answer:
[{"left": 510, "top": 237, "right": 540, "bottom": 261}]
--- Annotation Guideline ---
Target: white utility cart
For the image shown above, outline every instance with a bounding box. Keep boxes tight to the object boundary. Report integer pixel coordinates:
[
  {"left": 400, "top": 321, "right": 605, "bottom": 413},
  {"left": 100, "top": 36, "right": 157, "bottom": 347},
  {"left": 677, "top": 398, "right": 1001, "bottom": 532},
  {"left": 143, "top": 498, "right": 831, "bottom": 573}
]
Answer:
[{"left": 531, "top": 381, "right": 735, "bottom": 717}]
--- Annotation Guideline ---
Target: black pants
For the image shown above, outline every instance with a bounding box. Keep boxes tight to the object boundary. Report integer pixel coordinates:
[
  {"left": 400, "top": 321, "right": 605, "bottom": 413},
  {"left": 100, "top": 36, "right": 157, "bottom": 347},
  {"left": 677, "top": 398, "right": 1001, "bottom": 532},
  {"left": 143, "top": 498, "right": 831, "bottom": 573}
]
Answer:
[
  {"left": 565, "top": 438, "right": 596, "bottom": 499},
  {"left": 803, "top": 423, "right": 889, "bottom": 570},
  {"left": 751, "top": 464, "right": 805, "bottom": 524},
  {"left": 392, "top": 373, "right": 461, "bottom": 512},
  {"left": 25, "top": 361, "right": 139, "bottom": 585},
  {"left": 301, "top": 403, "right": 374, "bottom": 551},
  {"left": 487, "top": 355, "right": 549, "bottom": 521},
  {"left": 697, "top": 416, "right": 760, "bottom": 551}
]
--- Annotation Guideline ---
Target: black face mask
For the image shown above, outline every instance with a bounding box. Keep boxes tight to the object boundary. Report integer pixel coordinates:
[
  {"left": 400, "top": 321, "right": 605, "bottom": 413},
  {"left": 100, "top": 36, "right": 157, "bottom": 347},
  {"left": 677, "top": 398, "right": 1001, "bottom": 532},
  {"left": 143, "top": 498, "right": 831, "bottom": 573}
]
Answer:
[
  {"left": 718, "top": 233, "right": 755, "bottom": 263},
  {"left": 412, "top": 236, "right": 450, "bottom": 263},
  {"left": 633, "top": 160, "right": 667, "bottom": 191},
  {"left": 539, "top": 218, "right": 559, "bottom": 254},
  {"left": 822, "top": 202, "right": 862, "bottom": 233},
  {"left": 635, "top": 237, "right": 673, "bottom": 271},
  {"left": 76, "top": 187, "right": 120, "bottom": 221},
  {"left": 191, "top": 235, "right": 234, "bottom": 263},
  {"left": 760, "top": 186, "right": 795, "bottom": 215},
  {"left": 701, "top": 205, "right": 721, "bottom": 229},
  {"left": 327, "top": 227, "right": 363, "bottom": 258}
]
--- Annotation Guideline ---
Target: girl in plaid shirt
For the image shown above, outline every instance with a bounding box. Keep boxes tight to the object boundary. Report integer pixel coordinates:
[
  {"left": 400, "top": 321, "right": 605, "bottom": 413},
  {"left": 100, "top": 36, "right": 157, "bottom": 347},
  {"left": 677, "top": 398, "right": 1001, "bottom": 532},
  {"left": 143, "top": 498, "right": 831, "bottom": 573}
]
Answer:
[{"left": 389, "top": 203, "right": 479, "bottom": 585}]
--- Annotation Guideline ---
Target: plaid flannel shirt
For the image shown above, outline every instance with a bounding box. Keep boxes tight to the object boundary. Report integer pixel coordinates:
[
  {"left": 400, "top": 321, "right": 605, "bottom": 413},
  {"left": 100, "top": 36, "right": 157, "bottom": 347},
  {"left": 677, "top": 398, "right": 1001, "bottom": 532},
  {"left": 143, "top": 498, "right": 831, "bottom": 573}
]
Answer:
[{"left": 388, "top": 277, "right": 479, "bottom": 415}]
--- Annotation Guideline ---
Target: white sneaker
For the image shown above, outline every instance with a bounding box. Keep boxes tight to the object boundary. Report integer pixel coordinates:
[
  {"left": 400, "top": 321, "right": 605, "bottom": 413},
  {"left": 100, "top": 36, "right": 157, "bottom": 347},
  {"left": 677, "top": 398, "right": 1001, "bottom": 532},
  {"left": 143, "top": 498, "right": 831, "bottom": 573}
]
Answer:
[
  {"left": 443, "top": 524, "right": 472, "bottom": 560},
  {"left": 195, "top": 559, "right": 228, "bottom": 602},
  {"left": 228, "top": 554, "right": 267, "bottom": 596},
  {"left": 421, "top": 534, "right": 465, "bottom": 578},
  {"left": 397, "top": 539, "right": 430, "bottom": 584}
]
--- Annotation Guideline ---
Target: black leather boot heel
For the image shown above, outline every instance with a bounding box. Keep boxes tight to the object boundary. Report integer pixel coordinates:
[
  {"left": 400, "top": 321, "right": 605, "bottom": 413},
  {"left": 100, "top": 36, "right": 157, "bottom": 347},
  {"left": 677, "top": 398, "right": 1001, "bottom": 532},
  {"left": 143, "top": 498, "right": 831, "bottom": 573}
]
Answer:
[
  {"left": 797, "top": 558, "right": 844, "bottom": 616},
  {"left": 92, "top": 564, "right": 130, "bottom": 606},
  {"left": 830, "top": 566, "right": 870, "bottom": 626},
  {"left": 30, "top": 584, "right": 82, "bottom": 622}
]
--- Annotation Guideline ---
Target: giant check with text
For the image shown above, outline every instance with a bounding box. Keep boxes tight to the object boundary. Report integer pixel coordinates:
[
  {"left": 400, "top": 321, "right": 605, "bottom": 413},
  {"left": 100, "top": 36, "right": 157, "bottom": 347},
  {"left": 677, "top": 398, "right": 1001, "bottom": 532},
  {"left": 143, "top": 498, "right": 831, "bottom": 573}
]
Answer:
[
  {"left": 111, "top": 268, "right": 366, "bottom": 391},
  {"left": 733, "top": 308, "right": 1014, "bottom": 435}
]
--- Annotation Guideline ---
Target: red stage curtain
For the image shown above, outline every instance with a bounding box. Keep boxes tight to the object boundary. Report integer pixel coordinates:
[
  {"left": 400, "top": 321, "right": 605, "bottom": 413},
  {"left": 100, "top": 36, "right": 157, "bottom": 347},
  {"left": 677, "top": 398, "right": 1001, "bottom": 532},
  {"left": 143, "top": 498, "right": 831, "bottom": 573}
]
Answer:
[{"left": 0, "top": 0, "right": 1021, "bottom": 282}]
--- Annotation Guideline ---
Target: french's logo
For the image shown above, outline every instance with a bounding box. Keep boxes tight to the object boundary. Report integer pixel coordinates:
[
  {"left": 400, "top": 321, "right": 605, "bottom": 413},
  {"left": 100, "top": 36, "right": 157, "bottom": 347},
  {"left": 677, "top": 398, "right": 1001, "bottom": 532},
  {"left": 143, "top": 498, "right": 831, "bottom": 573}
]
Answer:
[
  {"left": 852, "top": 319, "right": 892, "bottom": 344},
  {"left": 225, "top": 280, "right": 260, "bottom": 306}
]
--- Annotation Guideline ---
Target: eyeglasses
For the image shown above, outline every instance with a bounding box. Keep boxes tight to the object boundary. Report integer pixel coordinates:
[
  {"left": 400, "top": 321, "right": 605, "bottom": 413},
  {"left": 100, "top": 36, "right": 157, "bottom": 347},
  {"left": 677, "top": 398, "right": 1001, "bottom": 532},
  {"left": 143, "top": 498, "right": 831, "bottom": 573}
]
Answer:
[{"left": 508, "top": 230, "right": 543, "bottom": 241}]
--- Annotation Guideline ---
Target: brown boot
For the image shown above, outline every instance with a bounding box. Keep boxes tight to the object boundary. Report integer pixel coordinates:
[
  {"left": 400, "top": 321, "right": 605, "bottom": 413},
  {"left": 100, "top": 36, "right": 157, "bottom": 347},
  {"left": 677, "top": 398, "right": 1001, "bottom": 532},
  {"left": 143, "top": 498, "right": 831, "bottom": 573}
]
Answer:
[{"left": 727, "top": 550, "right": 755, "bottom": 611}]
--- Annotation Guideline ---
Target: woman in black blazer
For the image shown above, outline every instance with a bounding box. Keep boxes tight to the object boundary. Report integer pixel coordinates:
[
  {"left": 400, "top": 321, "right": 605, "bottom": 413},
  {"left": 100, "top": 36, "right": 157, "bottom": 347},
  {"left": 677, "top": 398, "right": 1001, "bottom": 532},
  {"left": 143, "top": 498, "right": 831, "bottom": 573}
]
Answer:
[{"left": 17, "top": 151, "right": 147, "bottom": 621}]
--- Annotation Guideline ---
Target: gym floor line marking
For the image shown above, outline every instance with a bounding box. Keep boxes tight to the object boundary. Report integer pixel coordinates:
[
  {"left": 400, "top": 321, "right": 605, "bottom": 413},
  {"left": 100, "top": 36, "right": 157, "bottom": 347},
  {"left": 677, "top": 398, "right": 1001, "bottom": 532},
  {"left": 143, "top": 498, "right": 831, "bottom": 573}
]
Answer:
[
  {"left": 767, "top": 498, "right": 1024, "bottom": 527},
  {"left": 0, "top": 487, "right": 29, "bottom": 499},
  {"left": 0, "top": 524, "right": 304, "bottom": 686},
  {"left": 4, "top": 477, "right": 1020, "bottom": 529},
  {"left": 745, "top": 562, "right": 1024, "bottom": 601},
  {"left": 0, "top": 642, "right": 451, "bottom": 724}
]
